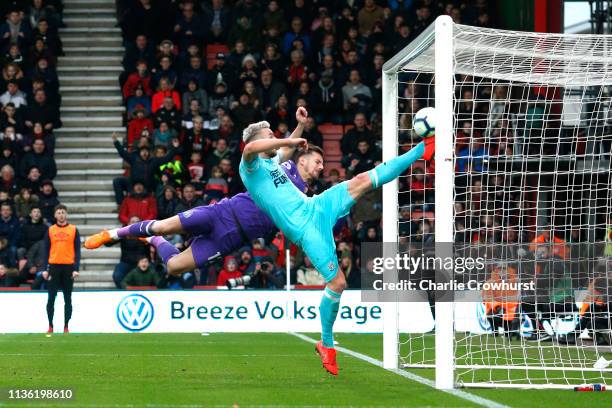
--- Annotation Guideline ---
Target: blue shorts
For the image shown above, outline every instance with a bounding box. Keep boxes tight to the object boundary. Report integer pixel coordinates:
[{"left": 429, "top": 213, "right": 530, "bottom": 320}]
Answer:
[{"left": 297, "top": 181, "right": 355, "bottom": 282}]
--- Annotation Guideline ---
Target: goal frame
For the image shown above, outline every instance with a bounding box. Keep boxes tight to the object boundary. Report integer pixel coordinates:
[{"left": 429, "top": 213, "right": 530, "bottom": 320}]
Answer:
[{"left": 381, "top": 15, "right": 455, "bottom": 390}]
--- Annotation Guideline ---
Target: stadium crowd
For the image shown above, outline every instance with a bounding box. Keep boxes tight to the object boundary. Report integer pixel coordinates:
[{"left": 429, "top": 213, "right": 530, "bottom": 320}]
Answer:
[
  {"left": 0, "top": 1, "right": 63, "bottom": 288},
  {"left": 107, "top": 0, "right": 497, "bottom": 290}
]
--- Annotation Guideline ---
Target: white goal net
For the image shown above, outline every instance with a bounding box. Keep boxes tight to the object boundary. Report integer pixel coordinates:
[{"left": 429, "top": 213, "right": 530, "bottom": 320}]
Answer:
[{"left": 382, "top": 15, "right": 612, "bottom": 389}]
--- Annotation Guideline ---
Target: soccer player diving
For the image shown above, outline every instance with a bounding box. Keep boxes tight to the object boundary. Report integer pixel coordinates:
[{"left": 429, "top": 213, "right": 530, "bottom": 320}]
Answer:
[
  {"left": 239, "top": 109, "right": 434, "bottom": 375},
  {"left": 83, "top": 108, "right": 323, "bottom": 276}
]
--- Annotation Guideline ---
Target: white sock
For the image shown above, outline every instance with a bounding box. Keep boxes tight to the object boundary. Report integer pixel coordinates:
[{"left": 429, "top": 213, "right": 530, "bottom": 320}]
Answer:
[
  {"left": 108, "top": 228, "right": 119, "bottom": 240},
  {"left": 145, "top": 236, "right": 154, "bottom": 243}
]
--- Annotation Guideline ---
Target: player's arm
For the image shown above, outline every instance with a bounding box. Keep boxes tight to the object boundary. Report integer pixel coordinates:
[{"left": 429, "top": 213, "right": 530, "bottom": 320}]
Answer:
[
  {"left": 242, "top": 137, "right": 307, "bottom": 163},
  {"left": 278, "top": 107, "right": 308, "bottom": 163}
]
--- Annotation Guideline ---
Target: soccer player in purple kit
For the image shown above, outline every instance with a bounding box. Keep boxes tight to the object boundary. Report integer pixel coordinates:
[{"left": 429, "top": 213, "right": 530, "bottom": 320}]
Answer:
[{"left": 84, "top": 108, "right": 322, "bottom": 277}]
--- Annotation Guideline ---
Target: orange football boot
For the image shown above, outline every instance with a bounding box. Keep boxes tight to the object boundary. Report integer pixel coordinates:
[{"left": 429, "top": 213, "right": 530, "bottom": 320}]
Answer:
[
  {"left": 315, "top": 340, "right": 339, "bottom": 375},
  {"left": 84, "top": 230, "right": 113, "bottom": 249}
]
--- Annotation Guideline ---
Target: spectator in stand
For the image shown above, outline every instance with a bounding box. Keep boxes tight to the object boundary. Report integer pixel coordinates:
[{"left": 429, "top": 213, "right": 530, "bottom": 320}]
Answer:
[
  {"left": 1, "top": 125, "right": 24, "bottom": 151},
  {"left": 37, "top": 180, "right": 59, "bottom": 223},
  {"left": 154, "top": 96, "right": 181, "bottom": 131},
  {"left": 14, "top": 186, "right": 39, "bottom": 220},
  {"left": 121, "top": 256, "right": 161, "bottom": 289},
  {"left": 127, "top": 105, "right": 154, "bottom": 150},
  {"left": 257, "top": 68, "right": 286, "bottom": 114},
  {"left": 312, "top": 72, "right": 341, "bottom": 124},
  {"left": 118, "top": 181, "right": 157, "bottom": 225},
  {"left": 187, "top": 151, "right": 204, "bottom": 189},
  {"left": 32, "top": 16, "right": 62, "bottom": 55},
  {"left": 126, "top": 87, "right": 151, "bottom": 120},
  {"left": 1, "top": 102, "right": 24, "bottom": 133},
  {"left": 228, "top": 14, "right": 260, "bottom": 54},
  {"left": 0, "top": 261, "right": 15, "bottom": 286},
  {"left": 179, "top": 55, "right": 206, "bottom": 92},
  {"left": 175, "top": 183, "right": 203, "bottom": 213},
  {"left": 203, "top": 165, "right": 228, "bottom": 204},
  {"left": 112, "top": 215, "right": 149, "bottom": 288},
  {"left": 19, "top": 139, "right": 55, "bottom": 180},
  {"left": 173, "top": 1, "right": 204, "bottom": 51},
  {"left": 207, "top": 81, "right": 234, "bottom": 118},
  {"left": 152, "top": 121, "right": 177, "bottom": 148},
  {"left": 343, "top": 138, "right": 380, "bottom": 178},
  {"left": 216, "top": 255, "right": 242, "bottom": 286},
  {"left": 24, "top": 89, "right": 60, "bottom": 132},
  {"left": 206, "top": 52, "right": 235, "bottom": 93},
  {"left": 283, "top": 16, "right": 310, "bottom": 56},
  {"left": 0, "top": 10, "right": 32, "bottom": 53},
  {"left": 202, "top": 0, "right": 231, "bottom": 43},
  {"left": 231, "top": 92, "right": 262, "bottom": 132},
  {"left": 157, "top": 185, "right": 179, "bottom": 219},
  {"left": 112, "top": 133, "right": 179, "bottom": 204},
  {"left": 342, "top": 69, "right": 372, "bottom": 118},
  {"left": 151, "top": 77, "right": 181, "bottom": 113},
  {"left": 296, "top": 256, "right": 325, "bottom": 286},
  {"left": 237, "top": 247, "right": 254, "bottom": 274},
  {"left": 17, "top": 205, "right": 47, "bottom": 266},
  {"left": 286, "top": 49, "right": 309, "bottom": 91},
  {"left": 0, "top": 202, "right": 20, "bottom": 267},
  {"left": 266, "top": 94, "right": 292, "bottom": 130},
  {"left": 204, "top": 138, "right": 231, "bottom": 177},
  {"left": 357, "top": 0, "right": 385, "bottom": 37},
  {"left": 341, "top": 113, "right": 376, "bottom": 156},
  {"left": 182, "top": 79, "right": 208, "bottom": 117},
  {"left": 227, "top": 37, "right": 247, "bottom": 70},
  {"left": 0, "top": 80, "right": 27, "bottom": 108},
  {"left": 251, "top": 256, "right": 285, "bottom": 289},
  {"left": 0, "top": 164, "right": 18, "bottom": 195},
  {"left": 23, "top": 122, "right": 54, "bottom": 154},
  {"left": 123, "top": 60, "right": 152, "bottom": 100},
  {"left": 122, "top": 35, "right": 155, "bottom": 74}
]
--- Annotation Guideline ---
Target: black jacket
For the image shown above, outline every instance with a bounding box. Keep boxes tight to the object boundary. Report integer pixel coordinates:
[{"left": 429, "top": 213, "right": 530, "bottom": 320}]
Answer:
[
  {"left": 114, "top": 140, "right": 178, "bottom": 190},
  {"left": 19, "top": 218, "right": 48, "bottom": 250}
]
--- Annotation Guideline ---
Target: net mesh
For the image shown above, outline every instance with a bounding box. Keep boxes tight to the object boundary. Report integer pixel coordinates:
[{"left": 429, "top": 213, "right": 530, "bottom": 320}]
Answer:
[{"left": 395, "top": 22, "right": 612, "bottom": 388}]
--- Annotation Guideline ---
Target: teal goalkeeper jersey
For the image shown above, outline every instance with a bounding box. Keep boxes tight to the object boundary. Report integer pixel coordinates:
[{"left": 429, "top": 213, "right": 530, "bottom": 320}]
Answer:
[{"left": 239, "top": 153, "right": 312, "bottom": 243}]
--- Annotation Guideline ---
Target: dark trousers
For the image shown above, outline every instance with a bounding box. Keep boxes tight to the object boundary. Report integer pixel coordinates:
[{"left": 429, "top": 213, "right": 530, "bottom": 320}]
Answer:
[{"left": 46, "top": 264, "right": 75, "bottom": 328}]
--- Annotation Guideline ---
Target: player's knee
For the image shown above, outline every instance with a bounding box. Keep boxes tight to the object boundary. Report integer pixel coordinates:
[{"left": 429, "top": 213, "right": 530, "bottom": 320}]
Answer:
[
  {"left": 151, "top": 220, "right": 169, "bottom": 235},
  {"left": 166, "top": 256, "right": 187, "bottom": 276},
  {"left": 329, "top": 272, "right": 347, "bottom": 293}
]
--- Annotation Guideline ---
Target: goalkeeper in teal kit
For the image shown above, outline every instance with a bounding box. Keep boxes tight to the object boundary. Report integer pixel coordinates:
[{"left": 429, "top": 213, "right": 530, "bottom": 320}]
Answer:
[{"left": 239, "top": 107, "right": 435, "bottom": 375}]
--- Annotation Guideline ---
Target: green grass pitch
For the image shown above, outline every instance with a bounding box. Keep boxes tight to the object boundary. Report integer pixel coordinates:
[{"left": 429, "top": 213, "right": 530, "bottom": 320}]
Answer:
[{"left": 0, "top": 333, "right": 609, "bottom": 407}]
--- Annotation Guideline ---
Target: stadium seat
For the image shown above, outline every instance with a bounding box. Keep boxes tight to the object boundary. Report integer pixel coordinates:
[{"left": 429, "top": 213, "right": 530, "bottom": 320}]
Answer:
[
  {"left": 323, "top": 140, "right": 341, "bottom": 156},
  {"left": 319, "top": 123, "right": 343, "bottom": 141}
]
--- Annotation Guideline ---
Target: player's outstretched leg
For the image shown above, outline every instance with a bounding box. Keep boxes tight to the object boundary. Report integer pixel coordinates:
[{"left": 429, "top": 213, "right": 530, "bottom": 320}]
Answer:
[
  {"left": 367, "top": 139, "right": 433, "bottom": 189},
  {"left": 146, "top": 236, "right": 197, "bottom": 277},
  {"left": 84, "top": 216, "right": 183, "bottom": 249},
  {"left": 315, "top": 272, "right": 347, "bottom": 375}
]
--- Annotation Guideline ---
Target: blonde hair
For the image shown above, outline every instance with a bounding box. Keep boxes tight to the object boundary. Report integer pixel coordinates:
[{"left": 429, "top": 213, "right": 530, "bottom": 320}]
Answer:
[{"left": 242, "top": 121, "right": 270, "bottom": 143}]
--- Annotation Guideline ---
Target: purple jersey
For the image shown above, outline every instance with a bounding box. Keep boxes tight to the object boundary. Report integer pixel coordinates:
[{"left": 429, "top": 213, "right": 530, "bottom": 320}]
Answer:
[
  {"left": 226, "top": 160, "right": 306, "bottom": 239},
  {"left": 178, "top": 160, "right": 306, "bottom": 267}
]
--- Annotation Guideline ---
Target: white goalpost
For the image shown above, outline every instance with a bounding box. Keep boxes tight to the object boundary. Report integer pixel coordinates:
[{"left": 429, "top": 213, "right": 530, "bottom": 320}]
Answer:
[{"left": 382, "top": 15, "right": 612, "bottom": 389}]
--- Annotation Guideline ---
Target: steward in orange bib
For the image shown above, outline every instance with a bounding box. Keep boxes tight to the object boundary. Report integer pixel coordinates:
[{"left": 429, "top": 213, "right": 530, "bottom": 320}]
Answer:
[{"left": 42, "top": 204, "right": 80, "bottom": 334}]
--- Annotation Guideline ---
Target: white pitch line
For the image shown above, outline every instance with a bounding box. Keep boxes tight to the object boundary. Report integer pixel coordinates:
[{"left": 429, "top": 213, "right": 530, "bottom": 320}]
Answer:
[
  {"left": 290, "top": 332, "right": 510, "bottom": 408},
  {"left": 1, "top": 353, "right": 300, "bottom": 358}
]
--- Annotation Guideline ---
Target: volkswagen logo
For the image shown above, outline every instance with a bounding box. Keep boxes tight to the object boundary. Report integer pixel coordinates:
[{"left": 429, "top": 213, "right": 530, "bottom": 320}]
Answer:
[{"left": 116, "top": 294, "right": 154, "bottom": 332}]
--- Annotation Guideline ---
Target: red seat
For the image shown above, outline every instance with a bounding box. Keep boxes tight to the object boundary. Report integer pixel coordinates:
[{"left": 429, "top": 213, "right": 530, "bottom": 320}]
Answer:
[
  {"left": 206, "top": 44, "right": 229, "bottom": 56},
  {"left": 319, "top": 123, "right": 343, "bottom": 142},
  {"left": 323, "top": 140, "right": 341, "bottom": 156},
  {"left": 206, "top": 44, "right": 230, "bottom": 69}
]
